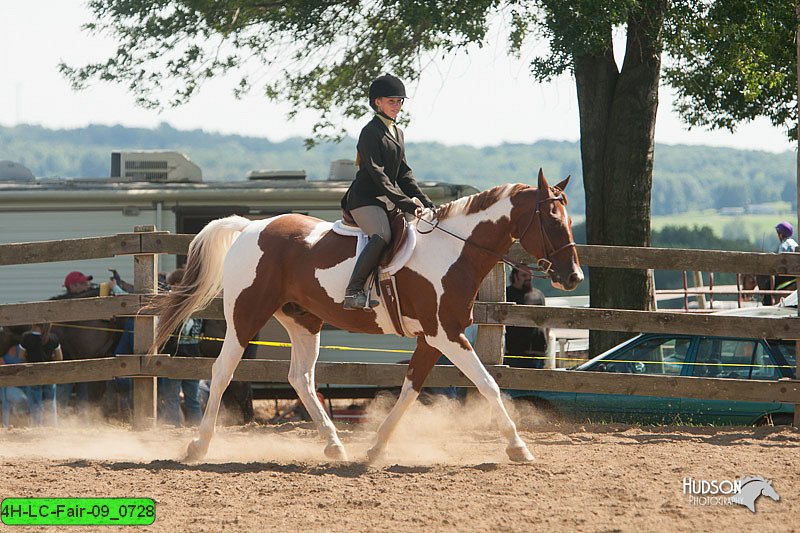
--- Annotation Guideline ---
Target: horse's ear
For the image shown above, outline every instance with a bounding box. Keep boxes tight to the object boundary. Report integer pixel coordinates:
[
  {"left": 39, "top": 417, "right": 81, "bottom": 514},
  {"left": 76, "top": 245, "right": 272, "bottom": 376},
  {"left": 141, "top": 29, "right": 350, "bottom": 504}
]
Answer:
[
  {"left": 555, "top": 175, "right": 571, "bottom": 192},
  {"left": 537, "top": 168, "right": 549, "bottom": 191}
]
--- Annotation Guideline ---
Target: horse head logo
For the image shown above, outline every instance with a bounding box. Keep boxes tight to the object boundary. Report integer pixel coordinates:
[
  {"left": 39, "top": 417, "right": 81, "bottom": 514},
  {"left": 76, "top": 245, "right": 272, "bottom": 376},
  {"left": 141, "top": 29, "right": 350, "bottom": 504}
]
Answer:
[{"left": 731, "top": 476, "right": 780, "bottom": 513}]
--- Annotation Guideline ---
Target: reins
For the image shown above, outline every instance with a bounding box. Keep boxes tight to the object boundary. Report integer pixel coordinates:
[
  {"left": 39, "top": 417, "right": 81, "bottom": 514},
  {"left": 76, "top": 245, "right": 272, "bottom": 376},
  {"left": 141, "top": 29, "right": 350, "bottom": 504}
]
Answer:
[{"left": 414, "top": 189, "right": 576, "bottom": 279}]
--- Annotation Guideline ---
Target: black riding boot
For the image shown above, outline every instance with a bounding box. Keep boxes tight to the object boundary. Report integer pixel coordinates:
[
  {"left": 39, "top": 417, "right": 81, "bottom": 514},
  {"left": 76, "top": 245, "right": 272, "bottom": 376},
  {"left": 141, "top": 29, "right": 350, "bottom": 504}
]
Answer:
[{"left": 343, "top": 234, "right": 387, "bottom": 310}]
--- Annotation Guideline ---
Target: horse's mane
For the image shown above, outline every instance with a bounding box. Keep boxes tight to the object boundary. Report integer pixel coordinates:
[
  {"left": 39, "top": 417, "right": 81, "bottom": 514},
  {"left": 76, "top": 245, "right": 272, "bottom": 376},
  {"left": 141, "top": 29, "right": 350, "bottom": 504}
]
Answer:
[{"left": 436, "top": 184, "right": 528, "bottom": 220}]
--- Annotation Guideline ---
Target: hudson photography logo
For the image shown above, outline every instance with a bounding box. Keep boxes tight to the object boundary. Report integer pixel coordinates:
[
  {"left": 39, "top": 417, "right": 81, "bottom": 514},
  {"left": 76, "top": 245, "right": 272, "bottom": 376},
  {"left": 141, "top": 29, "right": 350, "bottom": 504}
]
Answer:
[{"left": 682, "top": 476, "right": 780, "bottom": 512}]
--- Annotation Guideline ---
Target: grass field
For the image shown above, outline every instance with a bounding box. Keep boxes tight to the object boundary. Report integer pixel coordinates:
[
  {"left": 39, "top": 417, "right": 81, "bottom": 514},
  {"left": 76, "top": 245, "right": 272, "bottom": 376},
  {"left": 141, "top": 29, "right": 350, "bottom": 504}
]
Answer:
[{"left": 652, "top": 206, "right": 795, "bottom": 250}]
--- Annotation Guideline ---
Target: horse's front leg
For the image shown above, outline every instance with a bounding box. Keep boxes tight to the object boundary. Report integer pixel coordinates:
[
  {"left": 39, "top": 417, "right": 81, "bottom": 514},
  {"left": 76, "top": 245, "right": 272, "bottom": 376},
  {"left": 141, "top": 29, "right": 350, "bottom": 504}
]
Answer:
[
  {"left": 367, "top": 337, "right": 440, "bottom": 463},
  {"left": 426, "top": 332, "right": 534, "bottom": 462}
]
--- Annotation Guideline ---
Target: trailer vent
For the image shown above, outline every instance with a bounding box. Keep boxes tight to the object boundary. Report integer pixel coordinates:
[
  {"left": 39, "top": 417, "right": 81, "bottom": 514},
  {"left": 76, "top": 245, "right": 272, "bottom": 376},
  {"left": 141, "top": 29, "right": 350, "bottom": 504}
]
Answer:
[{"left": 110, "top": 151, "right": 202, "bottom": 182}]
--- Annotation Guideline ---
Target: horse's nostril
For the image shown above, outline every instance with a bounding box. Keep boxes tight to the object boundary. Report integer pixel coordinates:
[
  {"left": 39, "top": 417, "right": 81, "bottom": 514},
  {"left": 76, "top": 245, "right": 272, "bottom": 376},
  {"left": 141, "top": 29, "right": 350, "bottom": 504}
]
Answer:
[{"left": 569, "top": 272, "right": 583, "bottom": 284}]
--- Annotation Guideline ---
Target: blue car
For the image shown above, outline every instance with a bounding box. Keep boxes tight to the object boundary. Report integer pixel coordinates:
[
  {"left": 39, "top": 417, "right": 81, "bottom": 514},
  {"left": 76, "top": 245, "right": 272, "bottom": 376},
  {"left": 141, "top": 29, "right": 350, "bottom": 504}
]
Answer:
[{"left": 504, "top": 326, "right": 797, "bottom": 426}]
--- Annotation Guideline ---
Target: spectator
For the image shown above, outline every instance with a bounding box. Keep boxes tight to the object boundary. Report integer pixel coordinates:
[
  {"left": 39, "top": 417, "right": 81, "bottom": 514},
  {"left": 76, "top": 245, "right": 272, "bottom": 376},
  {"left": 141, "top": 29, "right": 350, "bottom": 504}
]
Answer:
[
  {"left": 18, "top": 323, "right": 62, "bottom": 426},
  {"left": 158, "top": 268, "right": 203, "bottom": 426},
  {"left": 57, "top": 270, "right": 96, "bottom": 411},
  {"left": 1, "top": 341, "right": 28, "bottom": 427},
  {"left": 63, "top": 271, "right": 94, "bottom": 296},
  {"left": 106, "top": 317, "right": 135, "bottom": 421},
  {"left": 775, "top": 221, "right": 798, "bottom": 253},
  {"left": 774, "top": 222, "right": 798, "bottom": 296},
  {"left": 504, "top": 267, "right": 551, "bottom": 368}
]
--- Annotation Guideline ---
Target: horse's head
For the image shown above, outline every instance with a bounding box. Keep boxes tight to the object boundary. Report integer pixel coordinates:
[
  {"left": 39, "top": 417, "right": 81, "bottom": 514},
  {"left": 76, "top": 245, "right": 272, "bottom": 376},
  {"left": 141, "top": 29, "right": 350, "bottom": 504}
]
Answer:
[
  {"left": 759, "top": 479, "right": 780, "bottom": 502},
  {"left": 512, "top": 169, "right": 583, "bottom": 291}
]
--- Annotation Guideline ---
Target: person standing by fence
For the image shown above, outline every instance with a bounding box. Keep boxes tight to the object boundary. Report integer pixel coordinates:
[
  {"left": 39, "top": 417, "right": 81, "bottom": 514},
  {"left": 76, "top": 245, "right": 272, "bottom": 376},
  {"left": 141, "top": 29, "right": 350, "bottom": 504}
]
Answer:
[
  {"left": 18, "top": 323, "right": 62, "bottom": 426},
  {"left": 1, "top": 342, "right": 28, "bottom": 427},
  {"left": 158, "top": 268, "right": 203, "bottom": 426},
  {"left": 504, "top": 267, "right": 552, "bottom": 368}
]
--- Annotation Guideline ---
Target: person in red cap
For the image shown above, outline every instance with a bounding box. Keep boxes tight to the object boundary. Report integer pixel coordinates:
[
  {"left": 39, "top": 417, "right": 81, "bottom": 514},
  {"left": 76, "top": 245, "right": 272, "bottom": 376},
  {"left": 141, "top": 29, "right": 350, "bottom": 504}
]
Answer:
[{"left": 63, "top": 271, "right": 93, "bottom": 295}]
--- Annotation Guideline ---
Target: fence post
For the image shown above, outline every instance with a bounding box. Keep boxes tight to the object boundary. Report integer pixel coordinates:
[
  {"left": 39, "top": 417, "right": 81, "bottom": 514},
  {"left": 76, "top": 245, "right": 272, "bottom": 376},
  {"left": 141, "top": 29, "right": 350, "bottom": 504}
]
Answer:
[
  {"left": 474, "top": 262, "right": 505, "bottom": 365},
  {"left": 132, "top": 225, "right": 158, "bottom": 430}
]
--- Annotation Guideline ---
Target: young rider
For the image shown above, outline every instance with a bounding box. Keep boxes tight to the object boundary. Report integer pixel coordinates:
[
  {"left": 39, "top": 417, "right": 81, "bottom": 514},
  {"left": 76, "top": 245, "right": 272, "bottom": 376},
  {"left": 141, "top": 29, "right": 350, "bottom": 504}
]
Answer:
[
  {"left": 340, "top": 74, "right": 435, "bottom": 310},
  {"left": 775, "top": 221, "right": 798, "bottom": 253}
]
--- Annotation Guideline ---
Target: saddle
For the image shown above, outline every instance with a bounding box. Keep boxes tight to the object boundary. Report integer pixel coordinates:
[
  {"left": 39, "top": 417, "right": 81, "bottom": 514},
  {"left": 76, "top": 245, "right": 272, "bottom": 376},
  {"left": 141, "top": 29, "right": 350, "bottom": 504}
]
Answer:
[
  {"left": 341, "top": 208, "right": 409, "bottom": 267},
  {"left": 337, "top": 208, "right": 415, "bottom": 336}
]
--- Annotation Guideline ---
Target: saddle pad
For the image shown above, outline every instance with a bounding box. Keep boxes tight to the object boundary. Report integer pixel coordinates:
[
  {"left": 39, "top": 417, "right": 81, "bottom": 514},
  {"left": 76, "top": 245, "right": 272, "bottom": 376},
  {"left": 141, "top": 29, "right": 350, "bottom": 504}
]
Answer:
[{"left": 332, "top": 220, "right": 416, "bottom": 275}]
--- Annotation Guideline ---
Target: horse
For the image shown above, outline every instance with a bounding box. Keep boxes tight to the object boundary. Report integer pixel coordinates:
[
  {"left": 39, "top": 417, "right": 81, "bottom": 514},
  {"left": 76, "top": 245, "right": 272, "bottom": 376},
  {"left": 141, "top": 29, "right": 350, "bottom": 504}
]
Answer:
[
  {"left": 0, "top": 291, "right": 120, "bottom": 414},
  {"left": 740, "top": 273, "right": 793, "bottom": 306},
  {"left": 151, "top": 170, "right": 583, "bottom": 462},
  {"left": 199, "top": 319, "right": 255, "bottom": 424},
  {"left": 48, "top": 289, "right": 121, "bottom": 406},
  {"left": 731, "top": 476, "right": 780, "bottom": 512}
]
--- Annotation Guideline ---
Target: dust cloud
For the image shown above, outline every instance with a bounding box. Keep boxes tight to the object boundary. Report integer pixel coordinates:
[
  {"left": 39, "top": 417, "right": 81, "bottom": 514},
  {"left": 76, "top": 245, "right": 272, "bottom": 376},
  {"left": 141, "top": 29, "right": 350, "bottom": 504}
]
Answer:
[{"left": 0, "top": 393, "right": 551, "bottom": 466}]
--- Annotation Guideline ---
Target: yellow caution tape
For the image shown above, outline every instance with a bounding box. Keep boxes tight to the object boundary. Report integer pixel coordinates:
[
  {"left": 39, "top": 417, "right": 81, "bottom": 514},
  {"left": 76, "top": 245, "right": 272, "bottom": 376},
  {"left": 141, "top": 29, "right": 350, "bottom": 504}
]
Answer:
[{"left": 48, "top": 323, "right": 795, "bottom": 369}]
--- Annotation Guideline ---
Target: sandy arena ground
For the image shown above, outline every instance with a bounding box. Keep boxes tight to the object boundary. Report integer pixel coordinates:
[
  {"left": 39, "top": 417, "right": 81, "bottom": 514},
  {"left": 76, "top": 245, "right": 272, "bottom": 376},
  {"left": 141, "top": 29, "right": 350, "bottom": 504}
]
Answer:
[{"left": 1, "top": 396, "right": 798, "bottom": 532}]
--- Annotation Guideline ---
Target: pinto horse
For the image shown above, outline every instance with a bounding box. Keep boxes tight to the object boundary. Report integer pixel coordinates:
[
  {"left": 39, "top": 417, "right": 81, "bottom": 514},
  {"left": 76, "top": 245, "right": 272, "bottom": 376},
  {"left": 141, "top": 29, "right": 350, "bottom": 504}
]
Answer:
[{"left": 152, "top": 170, "right": 583, "bottom": 462}]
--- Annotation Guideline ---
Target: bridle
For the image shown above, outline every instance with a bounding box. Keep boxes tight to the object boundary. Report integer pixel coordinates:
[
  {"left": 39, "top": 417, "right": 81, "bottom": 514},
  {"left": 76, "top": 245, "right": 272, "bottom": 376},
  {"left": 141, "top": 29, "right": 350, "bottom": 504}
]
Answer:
[{"left": 415, "top": 188, "right": 576, "bottom": 279}]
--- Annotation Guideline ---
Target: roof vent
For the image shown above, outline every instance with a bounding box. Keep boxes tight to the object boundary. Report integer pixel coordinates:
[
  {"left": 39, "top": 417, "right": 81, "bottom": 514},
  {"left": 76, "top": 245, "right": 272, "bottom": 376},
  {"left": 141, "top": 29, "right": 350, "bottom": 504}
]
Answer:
[
  {"left": 110, "top": 151, "right": 202, "bottom": 182},
  {"left": 324, "top": 159, "right": 357, "bottom": 181}
]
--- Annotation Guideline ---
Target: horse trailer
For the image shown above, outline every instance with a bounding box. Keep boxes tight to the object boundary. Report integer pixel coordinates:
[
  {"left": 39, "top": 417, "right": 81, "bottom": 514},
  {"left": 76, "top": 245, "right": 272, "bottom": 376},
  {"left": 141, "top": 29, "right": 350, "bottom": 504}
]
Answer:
[{"left": 0, "top": 151, "right": 479, "bottom": 365}]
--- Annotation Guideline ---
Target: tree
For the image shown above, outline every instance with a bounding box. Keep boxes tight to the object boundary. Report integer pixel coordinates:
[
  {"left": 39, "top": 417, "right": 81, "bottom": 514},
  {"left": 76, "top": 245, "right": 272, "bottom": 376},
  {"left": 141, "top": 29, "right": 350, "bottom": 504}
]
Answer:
[
  {"left": 62, "top": 1, "right": 688, "bottom": 354},
  {"left": 664, "top": 1, "right": 797, "bottom": 141}
]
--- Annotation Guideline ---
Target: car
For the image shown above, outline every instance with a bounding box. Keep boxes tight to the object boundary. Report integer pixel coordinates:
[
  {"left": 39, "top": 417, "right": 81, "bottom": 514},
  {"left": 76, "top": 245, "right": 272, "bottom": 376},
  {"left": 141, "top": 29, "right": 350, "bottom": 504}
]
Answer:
[{"left": 504, "top": 308, "right": 797, "bottom": 425}]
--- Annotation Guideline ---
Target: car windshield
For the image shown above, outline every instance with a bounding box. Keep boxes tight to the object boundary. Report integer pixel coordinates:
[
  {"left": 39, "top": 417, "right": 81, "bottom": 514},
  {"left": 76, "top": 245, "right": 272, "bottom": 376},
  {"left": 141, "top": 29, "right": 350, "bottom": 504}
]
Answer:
[{"left": 585, "top": 336, "right": 691, "bottom": 375}]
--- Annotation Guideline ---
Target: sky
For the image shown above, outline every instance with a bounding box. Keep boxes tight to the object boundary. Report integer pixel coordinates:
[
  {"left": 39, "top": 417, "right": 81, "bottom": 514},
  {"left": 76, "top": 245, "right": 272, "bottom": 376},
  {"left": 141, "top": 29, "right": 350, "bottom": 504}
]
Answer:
[{"left": 0, "top": 1, "right": 795, "bottom": 153}]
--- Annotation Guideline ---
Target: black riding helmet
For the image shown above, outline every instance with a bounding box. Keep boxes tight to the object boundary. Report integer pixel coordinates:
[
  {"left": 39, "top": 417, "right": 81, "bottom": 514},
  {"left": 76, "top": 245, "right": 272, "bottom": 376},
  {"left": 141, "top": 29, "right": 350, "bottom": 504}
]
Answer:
[{"left": 369, "top": 74, "right": 406, "bottom": 111}]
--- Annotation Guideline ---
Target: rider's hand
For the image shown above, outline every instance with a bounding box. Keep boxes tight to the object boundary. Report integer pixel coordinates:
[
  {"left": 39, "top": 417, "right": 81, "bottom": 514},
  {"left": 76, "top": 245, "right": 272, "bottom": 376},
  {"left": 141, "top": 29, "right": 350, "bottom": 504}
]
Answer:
[{"left": 415, "top": 206, "right": 435, "bottom": 221}]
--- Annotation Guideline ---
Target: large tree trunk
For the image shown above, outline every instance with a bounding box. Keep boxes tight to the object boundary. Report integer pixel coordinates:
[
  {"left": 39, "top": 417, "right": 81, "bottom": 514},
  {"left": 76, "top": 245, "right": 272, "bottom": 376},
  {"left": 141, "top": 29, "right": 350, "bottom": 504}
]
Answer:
[{"left": 574, "top": 3, "right": 666, "bottom": 355}]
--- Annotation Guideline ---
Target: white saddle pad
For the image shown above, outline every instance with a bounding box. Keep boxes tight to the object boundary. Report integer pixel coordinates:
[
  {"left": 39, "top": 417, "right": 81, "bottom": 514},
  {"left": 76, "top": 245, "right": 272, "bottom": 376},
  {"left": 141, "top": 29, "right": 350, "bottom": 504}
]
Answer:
[{"left": 332, "top": 220, "right": 416, "bottom": 275}]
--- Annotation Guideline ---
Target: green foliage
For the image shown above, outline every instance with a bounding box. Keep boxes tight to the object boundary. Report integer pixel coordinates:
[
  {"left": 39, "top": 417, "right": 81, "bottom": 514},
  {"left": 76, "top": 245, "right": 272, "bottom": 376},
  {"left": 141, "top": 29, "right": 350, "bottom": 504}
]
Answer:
[
  {"left": 664, "top": 0, "right": 798, "bottom": 141},
  {"left": 62, "top": 0, "right": 499, "bottom": 144},
  {"left": 652, "top": 224, "right": 753, "bottom": 251},
  {"left": 651, "top": 144, "right": 795, "bottom": 215}
]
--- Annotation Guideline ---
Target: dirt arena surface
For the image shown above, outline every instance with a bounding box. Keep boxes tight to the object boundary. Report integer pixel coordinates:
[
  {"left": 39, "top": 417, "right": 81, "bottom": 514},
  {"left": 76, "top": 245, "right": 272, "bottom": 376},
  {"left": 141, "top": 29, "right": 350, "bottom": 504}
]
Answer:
[{"left": 1, "top": 397, "right": 798, "bottom": 532}]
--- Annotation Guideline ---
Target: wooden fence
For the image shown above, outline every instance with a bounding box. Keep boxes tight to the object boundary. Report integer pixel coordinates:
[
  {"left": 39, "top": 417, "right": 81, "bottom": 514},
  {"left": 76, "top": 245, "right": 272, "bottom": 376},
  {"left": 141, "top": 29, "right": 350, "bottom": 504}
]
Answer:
[{"left": 1, "top": 228, "right": 799, "bottom": 429}]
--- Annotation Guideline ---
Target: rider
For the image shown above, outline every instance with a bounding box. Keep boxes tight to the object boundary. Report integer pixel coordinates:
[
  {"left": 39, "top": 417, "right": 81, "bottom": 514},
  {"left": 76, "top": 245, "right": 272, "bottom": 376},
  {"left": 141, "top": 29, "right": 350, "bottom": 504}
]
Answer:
[
  {"left": 775, "top": 221, "right": 798, "bottom": 253},
  {"left": 340, "top": 73, "right": 435, "bottom": 310},
  {"left": 774, "top": 221, "right": 798, "bottom": 297}
]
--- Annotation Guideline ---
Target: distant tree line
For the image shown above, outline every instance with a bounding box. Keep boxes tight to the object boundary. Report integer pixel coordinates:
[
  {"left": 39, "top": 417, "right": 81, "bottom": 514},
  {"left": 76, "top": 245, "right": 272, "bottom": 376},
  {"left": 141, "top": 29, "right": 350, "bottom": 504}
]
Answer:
[{"left": 0, "top": 123, "right": 795, "bottom": 218}]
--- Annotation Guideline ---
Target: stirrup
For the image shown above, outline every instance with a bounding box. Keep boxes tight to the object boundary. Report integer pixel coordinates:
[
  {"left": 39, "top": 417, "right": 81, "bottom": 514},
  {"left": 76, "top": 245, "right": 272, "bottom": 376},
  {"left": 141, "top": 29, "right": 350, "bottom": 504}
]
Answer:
[{"left": 343, "top": 290, "right": 379, "bottom": 310}]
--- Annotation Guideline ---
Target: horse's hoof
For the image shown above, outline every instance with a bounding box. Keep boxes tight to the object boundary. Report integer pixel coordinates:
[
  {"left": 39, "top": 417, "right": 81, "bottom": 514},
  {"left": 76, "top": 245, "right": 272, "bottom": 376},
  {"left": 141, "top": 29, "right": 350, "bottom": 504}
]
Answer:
[
  {"left": 324, "top": 442, "right": 348, "bottom": 461},
  {"left": 506, "top": 444, "right": 534, "bottom": 462},
  {"left": 183, "top": 439, "right": 207, "bottom": 462},
  {"left": 366, "top": 445, "right": 385, "bottom": 464}
]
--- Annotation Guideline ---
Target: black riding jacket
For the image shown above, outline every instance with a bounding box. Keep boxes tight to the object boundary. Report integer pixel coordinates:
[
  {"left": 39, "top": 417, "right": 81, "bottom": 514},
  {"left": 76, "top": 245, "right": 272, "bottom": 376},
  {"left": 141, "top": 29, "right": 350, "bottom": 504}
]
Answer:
[{"left": 342, "top": 116, "right": 433, "bottom": 214}]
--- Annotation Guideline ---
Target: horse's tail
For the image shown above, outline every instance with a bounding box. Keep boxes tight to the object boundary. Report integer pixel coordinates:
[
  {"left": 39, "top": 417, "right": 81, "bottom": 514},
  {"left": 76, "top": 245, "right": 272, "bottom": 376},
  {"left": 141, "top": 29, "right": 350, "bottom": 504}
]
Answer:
[{"left": 150, "top": 215, "right": 251, "bottom": 354}]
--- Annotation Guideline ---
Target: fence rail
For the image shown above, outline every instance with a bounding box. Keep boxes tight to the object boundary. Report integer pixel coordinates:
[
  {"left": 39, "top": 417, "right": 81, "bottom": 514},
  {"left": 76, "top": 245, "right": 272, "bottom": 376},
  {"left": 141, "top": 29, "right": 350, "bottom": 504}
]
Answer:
[
  {"left": 2, "top": 357, "right": 798, "bottom": 404},
  {"left": 1, "top": 229, "right": 798, "bottom": 429},
  {"left": 3, "top": 234, "right": 800, "bottom": 274}
]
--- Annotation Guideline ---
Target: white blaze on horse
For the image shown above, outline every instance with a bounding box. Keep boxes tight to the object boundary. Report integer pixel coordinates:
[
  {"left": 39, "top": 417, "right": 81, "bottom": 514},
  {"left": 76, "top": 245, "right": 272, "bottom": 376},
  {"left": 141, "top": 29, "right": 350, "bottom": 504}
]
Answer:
[{"left": 151, "top": 169, "right": 583, "bottom": 462}]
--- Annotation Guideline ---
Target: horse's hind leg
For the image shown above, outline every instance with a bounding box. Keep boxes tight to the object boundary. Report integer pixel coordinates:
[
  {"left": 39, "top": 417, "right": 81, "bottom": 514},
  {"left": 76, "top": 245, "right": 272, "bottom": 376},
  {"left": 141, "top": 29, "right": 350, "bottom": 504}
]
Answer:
[
  {"left": 185, "top": 326, "right": 248, "bottom": 461},
  {"left": 426, "top": 333, "right": 534, "bottom": 462},
  {"left": 367, "top": 337, "right": 440, "bottom": 463},
  {"left": 275, "top": 311, "right": 347, "bottom": 461}
]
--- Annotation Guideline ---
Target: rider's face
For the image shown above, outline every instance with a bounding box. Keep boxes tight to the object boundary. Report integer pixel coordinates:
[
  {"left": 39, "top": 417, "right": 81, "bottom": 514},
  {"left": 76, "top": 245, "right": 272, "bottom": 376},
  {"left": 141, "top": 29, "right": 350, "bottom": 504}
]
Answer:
[{"left": 375, "top": 97, "right": 404, "bottom": 119}]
